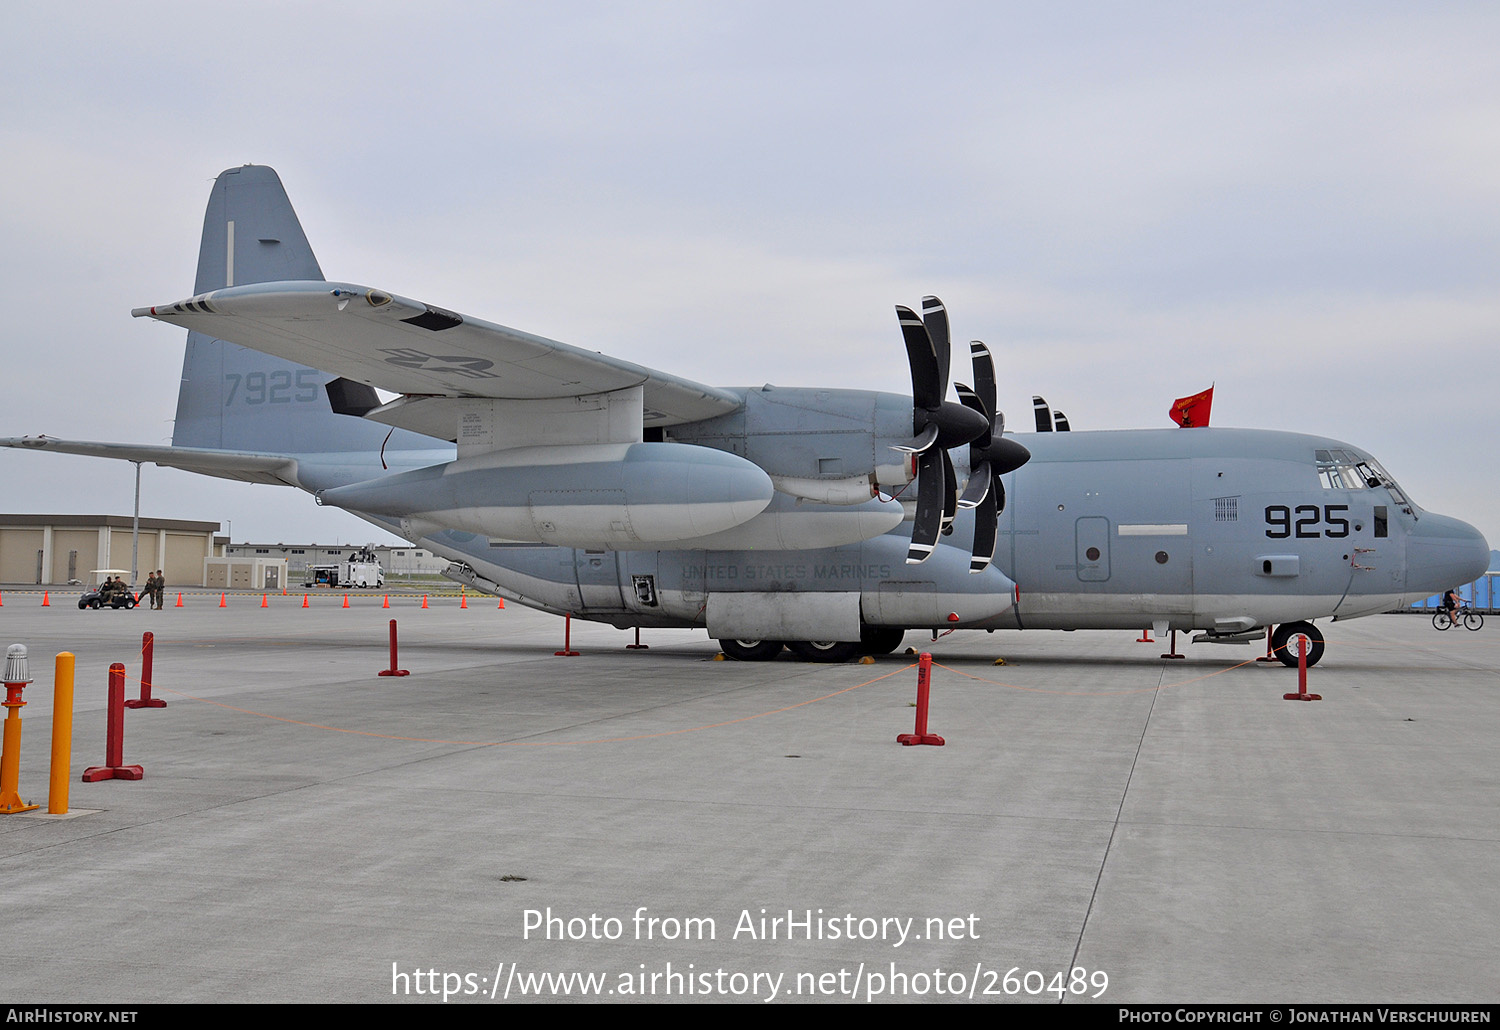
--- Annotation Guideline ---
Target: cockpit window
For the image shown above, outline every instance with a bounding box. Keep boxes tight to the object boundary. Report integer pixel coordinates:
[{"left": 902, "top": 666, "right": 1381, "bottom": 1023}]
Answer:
[
  {"left": 1315, "top": 449, "right": 1367, "bottom": 490},
  {"left": 1314, "top": 449, "right": 1416, "bottom": 514}
]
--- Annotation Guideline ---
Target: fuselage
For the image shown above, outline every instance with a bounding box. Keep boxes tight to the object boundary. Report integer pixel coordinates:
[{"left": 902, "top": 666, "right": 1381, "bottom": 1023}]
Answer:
[{"left": 307, "top": 386, "right": 1488, "bottom": 642}]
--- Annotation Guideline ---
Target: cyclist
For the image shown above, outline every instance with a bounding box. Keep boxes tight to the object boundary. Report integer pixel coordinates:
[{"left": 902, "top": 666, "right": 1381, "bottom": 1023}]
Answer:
[{"left": 1441, "top": 588, "right": 1461, "bottom": 627}]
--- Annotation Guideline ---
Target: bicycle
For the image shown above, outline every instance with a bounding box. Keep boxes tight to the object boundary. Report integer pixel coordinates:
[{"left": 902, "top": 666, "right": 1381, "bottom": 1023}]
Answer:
[{"left": 1432, "top": 604, "right": 1483, "bottom": 631}]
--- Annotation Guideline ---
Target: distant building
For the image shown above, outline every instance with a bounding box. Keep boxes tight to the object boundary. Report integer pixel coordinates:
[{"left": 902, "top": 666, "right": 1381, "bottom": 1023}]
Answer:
[
  {"left": 0, "top": 514, "right": 221, "bottom": 586},
  {"left": 223, "top": 542, "right": 449, "bottom": 577}
]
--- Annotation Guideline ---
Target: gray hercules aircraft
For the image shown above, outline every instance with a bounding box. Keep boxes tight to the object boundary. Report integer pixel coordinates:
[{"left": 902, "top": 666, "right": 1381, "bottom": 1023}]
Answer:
[{"left": 4, "top": 166, "right": 1489, "bottom": 665}]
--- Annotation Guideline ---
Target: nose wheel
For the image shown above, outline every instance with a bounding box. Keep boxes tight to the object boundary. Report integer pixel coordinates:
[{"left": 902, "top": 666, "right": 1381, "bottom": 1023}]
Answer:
[{"left": 1271, "top": 621, "right": 1324, "bottom": 668}]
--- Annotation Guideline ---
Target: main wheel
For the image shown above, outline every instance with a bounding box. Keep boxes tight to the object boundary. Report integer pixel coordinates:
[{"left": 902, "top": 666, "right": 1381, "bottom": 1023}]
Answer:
[
  {"left": 1272, "top": 621, "right": 1324, "bottom": 668},
  {"left": 718, "top": 639, "right": 784, "bottom": 662},
  {"left": 860, "top": 626, "right": 905, "bottom": 655},
  {"left": 1433, "top": 611, "right": 1453, "bottom": 631},
  {"left": 786, "top": 640, "right": 862, "bottom": 663},
  {"left": 90, "top": 599, "right": 101, "bottom": 610},
  {"left": 1464, "top": 612, "right": 1484, "bottom": 631}
]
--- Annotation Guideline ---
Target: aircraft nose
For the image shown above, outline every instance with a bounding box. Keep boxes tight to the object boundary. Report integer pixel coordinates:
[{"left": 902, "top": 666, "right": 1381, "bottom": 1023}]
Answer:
[{"left": 1405, "top": 513, "right": 1491, "bottom": 595}]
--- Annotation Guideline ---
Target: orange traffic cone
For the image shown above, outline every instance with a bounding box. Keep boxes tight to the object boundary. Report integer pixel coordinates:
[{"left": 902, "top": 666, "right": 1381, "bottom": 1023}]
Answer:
[
  {"left": 260, "top": 595, "right": 269, "bottom": 609},
  {"left": 0, "top": 591, "right": 4, "bottom": 606},
  {"left": 342, "top": 594, "right": 350, "bottom": 609},
  {"left": 460, "top": 593, "right": 468, "bottom": 609},
  {"left": 41, "top": 591, "right": 50, "bottom": 607},
  {"left": 301, "top": 594, "right": 310, "bottom": 609},
  {"left": 421, "top": 595, "right": 429, "bottom": 609},
  {"left": 219, "top": 592, "right": 227, "bottom": 608},
  {"left": 382, "top": 595, "right": 389, "bottom": 609},
  {"left": 497, "top": 597, "right": 505, "bottom": 609},
  {"left": 175, "top": 592, "right": 184, "bottom": 607}
]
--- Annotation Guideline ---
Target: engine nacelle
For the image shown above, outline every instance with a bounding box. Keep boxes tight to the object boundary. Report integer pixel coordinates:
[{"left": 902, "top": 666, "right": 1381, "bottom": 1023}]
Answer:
[{"left": 320, "top": 442, "right": 774, "bottom": 548}]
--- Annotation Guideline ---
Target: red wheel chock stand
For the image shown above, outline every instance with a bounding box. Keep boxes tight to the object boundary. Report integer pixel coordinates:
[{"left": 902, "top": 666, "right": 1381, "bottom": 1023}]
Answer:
[
  {"left": 897, "top": 652, "right": 945, "bottom": 746},
  {"left": 1282, "top": 636, "right": 1321, "bottom": 701},
  {"left": 124, "top": 631, "right": 165, "bottom": 709},
  {"left": 378, "top": 619, "right": 410, "bottom": 677},
  {"left": 82, "top": 664, "right": 143, "bottom": 781},
  {"left": 1256, "top": 625, "right": 1279, "bottom": 664},
  {"left": 554, "top": 613, "right": 580, "bottom": 656}
]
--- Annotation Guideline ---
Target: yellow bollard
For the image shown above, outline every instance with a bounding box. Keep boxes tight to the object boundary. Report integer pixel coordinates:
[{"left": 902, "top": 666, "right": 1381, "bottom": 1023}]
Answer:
[{"left": 48, "top": 653, "right": 74, "bottom": 814}]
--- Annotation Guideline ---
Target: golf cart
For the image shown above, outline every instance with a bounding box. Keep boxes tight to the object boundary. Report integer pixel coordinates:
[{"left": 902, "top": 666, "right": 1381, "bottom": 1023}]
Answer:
[{"left": 78, "top": 569, "right": 138, "bottom": 609}]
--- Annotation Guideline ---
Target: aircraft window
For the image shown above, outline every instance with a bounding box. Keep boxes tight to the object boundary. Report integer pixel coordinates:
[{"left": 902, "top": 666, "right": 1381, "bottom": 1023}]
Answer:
[
  {"left": 1315, "top": 453, "right": 1369, "bottom": 491},
  {"left": 1357, "top": 458, "right": 1413, "bottom": 512},
  {"left": 1313, "top": 449, "right": 1417, "bottom": 514},
  {"left": 1315, "top": 451, "right": 1414, "bottom": 512}
]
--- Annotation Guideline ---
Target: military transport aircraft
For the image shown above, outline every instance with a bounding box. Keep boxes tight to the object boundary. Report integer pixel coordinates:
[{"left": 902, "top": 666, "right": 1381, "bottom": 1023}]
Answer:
[{"left": 4, "top": 166, "right": 1488, "bottom": 665}]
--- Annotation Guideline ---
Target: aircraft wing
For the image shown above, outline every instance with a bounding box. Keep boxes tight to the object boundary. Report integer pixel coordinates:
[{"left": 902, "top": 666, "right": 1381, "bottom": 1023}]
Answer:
[
  {"left": 132, "top": 281, "right": 743, "bottom": 426},
  {"left": 0, "top": 436, "right": 301, "bottom": 486}
]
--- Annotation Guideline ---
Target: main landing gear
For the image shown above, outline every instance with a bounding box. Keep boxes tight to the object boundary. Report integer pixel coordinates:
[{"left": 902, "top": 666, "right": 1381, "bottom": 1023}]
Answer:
[
  {"left": 1271, "top": 621, "right": 1324, "bottom": 668},
  {"left": 718, "top": 639, "right": 785, "bottom": 662},
  {"left": 717, "top": 627, "right": 907, "bottom": 663}
]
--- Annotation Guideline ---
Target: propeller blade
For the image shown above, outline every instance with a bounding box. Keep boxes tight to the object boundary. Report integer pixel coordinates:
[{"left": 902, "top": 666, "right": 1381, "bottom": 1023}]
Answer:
[
  {"left": 970, "top": 341, "right": 996, "bottom": 424},
  {"left": 906, "top": 448, "right": 945, "bottom": 564},
  {"left": 941, "top": 448, "right": 957, "bottom": 528},
  {"left": 921, "top": 296, "right": 951, "bottom": 396},
  {"left": 954, "top": 383, "right": 980, "bottom": 412},
  {"left": 1053, "top": 410, "right": 1071, "bottom": 432},
  {"left": 955, "top": 382, "right": 992, "bottom": 453},
  {"left": 1033, "top": 396, "right": 1053, "bottom": 433},
  {"left": 969, "top": 488, "right": 998, "bottom": 573},
  {"left": 891, "top": 422, "right": 940, "bottom": 454},
  {"left": 897, "top": 305, "right": 942, "bottom": 412},
  {"left": 958, "top": 460, "right": 990, "bottom": 509}
]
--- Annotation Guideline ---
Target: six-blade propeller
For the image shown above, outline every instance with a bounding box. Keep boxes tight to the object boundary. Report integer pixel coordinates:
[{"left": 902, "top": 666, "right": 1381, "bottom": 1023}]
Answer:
[{"left": 896, "top": 298, "right": 1031, "bottom": 571}]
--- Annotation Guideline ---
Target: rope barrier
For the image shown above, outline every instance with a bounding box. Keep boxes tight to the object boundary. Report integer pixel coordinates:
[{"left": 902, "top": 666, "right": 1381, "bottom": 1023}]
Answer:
[
  {"left": 145, "top": 663, "right": 918, "bottom": 748},
  {"left": 929, "top": 654, "right": 1266, "bottom": 696}
]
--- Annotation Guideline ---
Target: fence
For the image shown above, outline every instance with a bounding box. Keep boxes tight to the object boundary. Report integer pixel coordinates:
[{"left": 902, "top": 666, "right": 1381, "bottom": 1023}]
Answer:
[{"left": 1407, "top": 570, "right": 1498, "bottom": 614}]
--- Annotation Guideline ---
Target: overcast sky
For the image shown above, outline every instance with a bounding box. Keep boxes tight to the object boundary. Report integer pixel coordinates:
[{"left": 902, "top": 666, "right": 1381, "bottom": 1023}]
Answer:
[{"left": 2, "top": 2, "right": 1496, "bottom": 550}]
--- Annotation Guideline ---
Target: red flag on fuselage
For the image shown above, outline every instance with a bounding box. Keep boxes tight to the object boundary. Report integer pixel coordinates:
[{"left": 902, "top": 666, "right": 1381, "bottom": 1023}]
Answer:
[{"left": 1170, "top": 386, "right": 1214, "bottom": 427}]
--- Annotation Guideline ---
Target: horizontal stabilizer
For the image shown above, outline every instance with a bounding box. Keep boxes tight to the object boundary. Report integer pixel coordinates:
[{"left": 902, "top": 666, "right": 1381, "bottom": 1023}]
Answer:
[{"left": 0, "top": 436, "right": 300, "bottom": 487}]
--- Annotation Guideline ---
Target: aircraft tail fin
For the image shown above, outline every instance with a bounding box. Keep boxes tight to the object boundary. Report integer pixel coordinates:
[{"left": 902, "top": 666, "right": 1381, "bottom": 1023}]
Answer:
[
  {"left": 169, "top": 166, "right": 433, "bottom": 462},
  {"left": 190, "top": 164, "right": 324, "bottom": 294}
]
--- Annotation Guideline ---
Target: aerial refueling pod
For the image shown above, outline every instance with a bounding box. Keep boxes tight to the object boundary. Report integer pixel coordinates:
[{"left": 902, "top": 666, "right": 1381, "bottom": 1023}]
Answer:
[{"left": 319, "top": 442, "right": 775, "bottom": 549}]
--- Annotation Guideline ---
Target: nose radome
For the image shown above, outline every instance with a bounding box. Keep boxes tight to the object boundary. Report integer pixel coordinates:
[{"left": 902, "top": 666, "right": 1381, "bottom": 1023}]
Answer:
[{"left": 1405, "top": 513, "right": 1490, "bottom": 595}]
